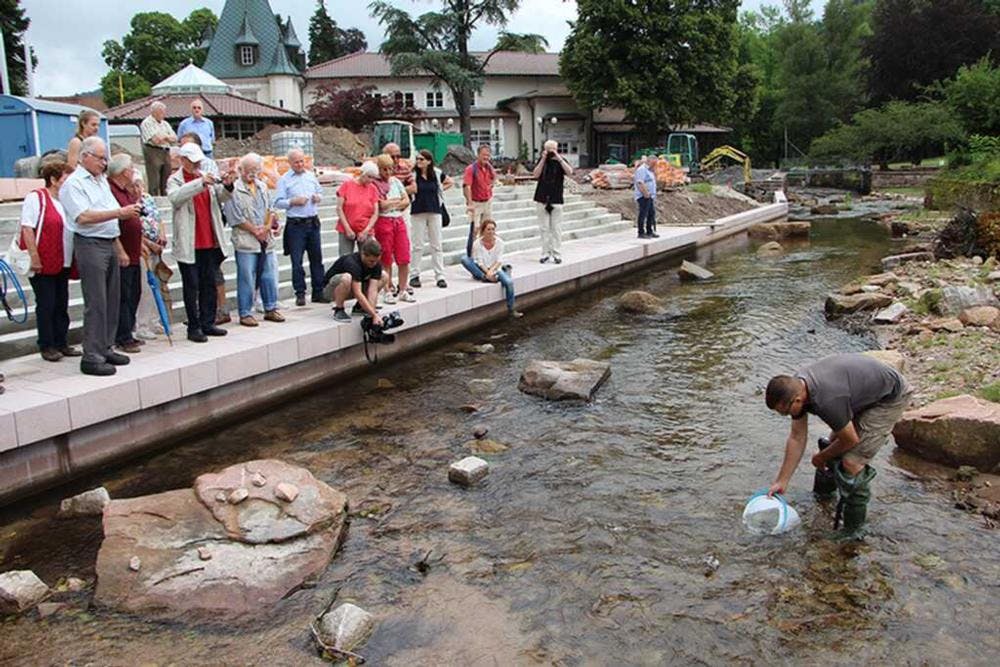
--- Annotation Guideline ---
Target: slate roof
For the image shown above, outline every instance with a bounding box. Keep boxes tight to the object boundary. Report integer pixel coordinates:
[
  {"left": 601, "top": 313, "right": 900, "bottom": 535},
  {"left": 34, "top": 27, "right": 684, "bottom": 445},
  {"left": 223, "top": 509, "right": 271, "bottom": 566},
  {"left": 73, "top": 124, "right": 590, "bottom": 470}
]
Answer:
[
  {"left": 203, "top": 0, "right": 303, "bottom": 79},
  {"left": 306, "top": 51, "right": 562, "bottom": 79},
  {"left": 104, "top": 92, "right": 301, "bottom": 122}
]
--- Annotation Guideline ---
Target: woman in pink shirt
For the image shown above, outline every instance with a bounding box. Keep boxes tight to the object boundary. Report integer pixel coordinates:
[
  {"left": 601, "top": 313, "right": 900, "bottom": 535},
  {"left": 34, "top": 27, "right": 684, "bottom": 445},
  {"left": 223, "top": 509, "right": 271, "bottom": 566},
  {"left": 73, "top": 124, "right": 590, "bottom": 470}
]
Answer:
[{"left": 336, "top": 161, "right": 381, "bottom": 256}]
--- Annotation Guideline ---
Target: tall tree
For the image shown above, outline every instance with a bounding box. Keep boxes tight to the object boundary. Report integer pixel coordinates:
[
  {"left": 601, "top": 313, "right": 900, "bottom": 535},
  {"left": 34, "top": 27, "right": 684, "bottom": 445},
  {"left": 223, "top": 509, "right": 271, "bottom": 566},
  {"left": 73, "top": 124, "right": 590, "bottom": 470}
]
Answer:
[
  {"left": 370, "top": 0, "right": 547, "bottom": 146},
  {"left": 561, "top": 0, "right": 741, "bottom": 140},
  {"left": 0, "top": 0, "right": 35, "bottom": 96},
  {"left": 309, "top": 0, "right": 367, "bottom": 65},
  {"left": 865, "top": 0, "right": 1000, "bottom": 103},
  {"left": 100, "top": 9, "right": 218, "bottom": 107}
]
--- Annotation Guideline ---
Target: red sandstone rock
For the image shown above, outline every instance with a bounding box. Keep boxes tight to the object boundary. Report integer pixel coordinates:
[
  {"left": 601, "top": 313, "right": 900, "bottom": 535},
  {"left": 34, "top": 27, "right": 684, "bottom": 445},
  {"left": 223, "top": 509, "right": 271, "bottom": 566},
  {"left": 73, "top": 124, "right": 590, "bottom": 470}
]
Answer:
[{"left": 893, "top": 395, "right": 1000, "bottom": 472}]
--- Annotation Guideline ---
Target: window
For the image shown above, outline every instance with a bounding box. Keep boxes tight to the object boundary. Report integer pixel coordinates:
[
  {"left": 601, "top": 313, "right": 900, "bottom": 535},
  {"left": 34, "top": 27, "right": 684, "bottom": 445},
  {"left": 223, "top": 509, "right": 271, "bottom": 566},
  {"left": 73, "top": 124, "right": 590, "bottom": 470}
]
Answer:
[
  {"left": 470, "top": 91, "right": 478, "bottom": 108},
  {"left": 240, "top": 46, "right": 255, "bottom": 66},
  {"left": 393, "top": 92, "right": 415, "bottom": 109},
  {"left": 426, "top": 90, "right": 444, "bottom": 108},
  {"left": 469, "top": 129, "right": 497, "bottom": 154}
]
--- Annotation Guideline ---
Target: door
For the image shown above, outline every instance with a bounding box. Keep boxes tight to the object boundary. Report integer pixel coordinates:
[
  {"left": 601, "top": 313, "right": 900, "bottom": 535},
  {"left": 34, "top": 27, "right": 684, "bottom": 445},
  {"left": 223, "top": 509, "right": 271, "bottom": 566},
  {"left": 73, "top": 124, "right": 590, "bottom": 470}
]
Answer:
[{"left": 0, "top": 112, "right": 33, "bottom": 177}]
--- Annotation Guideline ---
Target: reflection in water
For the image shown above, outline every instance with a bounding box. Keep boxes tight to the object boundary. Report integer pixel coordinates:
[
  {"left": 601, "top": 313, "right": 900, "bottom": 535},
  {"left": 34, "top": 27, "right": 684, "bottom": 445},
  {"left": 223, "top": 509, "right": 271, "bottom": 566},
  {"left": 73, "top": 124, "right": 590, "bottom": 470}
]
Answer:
[{"left": 1, "top": 220, "right": 998, "bottom": 665}]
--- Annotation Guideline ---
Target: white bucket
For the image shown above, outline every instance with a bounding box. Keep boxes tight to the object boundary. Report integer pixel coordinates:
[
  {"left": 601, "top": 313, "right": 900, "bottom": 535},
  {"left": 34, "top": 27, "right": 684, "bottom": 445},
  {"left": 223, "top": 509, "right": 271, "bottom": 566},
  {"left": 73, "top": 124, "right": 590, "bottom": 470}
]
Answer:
[{"left": 742, "top": 492, "right": 802, "bottom": 535}]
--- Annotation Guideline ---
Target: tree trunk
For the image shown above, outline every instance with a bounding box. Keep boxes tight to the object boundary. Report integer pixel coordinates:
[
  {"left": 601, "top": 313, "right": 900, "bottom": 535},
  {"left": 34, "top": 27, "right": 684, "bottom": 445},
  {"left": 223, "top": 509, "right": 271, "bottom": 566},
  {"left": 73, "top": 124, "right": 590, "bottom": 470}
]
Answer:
[{"left": 458, "top": 92, "right": 472, "bottom": 147}]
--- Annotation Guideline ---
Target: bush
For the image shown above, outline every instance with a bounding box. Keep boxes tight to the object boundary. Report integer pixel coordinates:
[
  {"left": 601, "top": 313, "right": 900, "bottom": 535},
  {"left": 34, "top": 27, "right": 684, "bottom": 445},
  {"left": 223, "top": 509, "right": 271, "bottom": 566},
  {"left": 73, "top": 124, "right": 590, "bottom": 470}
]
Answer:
[
  {"left": 307, "top": 84, "right": 423, "bottom": 132},
  {"left": 938, "top": 57, "right": 1000, "bottom": 136}
]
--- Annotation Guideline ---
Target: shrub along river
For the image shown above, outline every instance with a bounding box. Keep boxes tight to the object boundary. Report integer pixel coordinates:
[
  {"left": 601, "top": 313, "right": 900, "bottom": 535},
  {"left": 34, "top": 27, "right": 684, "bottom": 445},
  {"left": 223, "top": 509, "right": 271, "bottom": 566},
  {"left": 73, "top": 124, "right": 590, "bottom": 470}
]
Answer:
[{"left": 1, "top": 218, "right": 997, "bottom": 665}]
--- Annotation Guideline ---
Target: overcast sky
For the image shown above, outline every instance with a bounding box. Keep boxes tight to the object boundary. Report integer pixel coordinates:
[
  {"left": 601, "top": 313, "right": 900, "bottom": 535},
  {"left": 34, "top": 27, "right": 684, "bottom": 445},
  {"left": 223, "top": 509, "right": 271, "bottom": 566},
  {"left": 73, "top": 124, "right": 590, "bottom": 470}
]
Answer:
[{"left": 22, "top": 0, "right": 821, "bottom": 97}]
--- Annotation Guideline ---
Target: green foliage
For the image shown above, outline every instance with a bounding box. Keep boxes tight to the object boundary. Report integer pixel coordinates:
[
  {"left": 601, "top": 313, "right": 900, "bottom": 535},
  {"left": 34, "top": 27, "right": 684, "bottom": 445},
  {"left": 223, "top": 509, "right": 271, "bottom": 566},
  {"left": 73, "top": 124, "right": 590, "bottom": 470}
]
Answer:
[
  {"left": 518, "top": 141, "right": 529, "bottom": 162},
  {"left": 689, "top": 182, "right": 714, "bottom": 194},
  {"left": 810, "top": 101, "right": 965, "bottom": 167},
  {"left": 980, "top": 381, "right": 1000, "bottom": 402},
  {"left": 100, "top": 9, "right": 217, "bottom": 107},
  {"left": 308, "top": 0, "right": 367, "bottom": 65},
  {"left": 936, "top": 57, "right": 1000, "bottom": 136},
  {"left": 99, "top": 70, "right": 152, "bottom": 108},
  {"left": 865, "top": 0, "right": 1000, "bottom": 104},
  {"left": 561, "top": 0, "right": 741, "bottom": 137},
  {"left": 370, "top": 0, "right": 544, "bottom": 146},
  {"left": 1, "top": 0, "right": 35, "bottom": 96}
]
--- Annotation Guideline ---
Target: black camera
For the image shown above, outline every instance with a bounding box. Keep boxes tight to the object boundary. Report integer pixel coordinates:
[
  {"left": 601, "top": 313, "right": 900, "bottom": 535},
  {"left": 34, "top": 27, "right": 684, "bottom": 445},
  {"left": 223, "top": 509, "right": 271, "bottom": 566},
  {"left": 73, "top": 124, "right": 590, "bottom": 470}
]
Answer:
[{"left": 361, "top": 310, "right": 404, "bottom": 344}]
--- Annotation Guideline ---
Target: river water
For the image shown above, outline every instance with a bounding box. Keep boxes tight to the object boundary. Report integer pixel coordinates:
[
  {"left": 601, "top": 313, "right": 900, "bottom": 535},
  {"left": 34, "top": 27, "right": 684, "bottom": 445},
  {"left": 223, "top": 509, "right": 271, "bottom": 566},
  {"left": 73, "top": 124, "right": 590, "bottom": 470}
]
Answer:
[{"left": 1, "top": 219, "right": 997, "bottom": 665}]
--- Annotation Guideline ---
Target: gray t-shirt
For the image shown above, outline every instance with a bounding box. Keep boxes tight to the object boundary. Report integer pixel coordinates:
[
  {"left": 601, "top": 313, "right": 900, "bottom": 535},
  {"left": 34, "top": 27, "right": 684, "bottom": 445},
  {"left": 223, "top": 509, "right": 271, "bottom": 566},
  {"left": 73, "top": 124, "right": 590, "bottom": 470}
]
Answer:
[{"left": 796, "top": 353, "right": 905, "bottom": 431}]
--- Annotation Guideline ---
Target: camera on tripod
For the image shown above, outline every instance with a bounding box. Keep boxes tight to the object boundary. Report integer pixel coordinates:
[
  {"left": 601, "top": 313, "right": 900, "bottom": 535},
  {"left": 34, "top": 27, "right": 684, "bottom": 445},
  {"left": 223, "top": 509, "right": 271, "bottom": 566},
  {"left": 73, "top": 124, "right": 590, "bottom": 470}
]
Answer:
[{"left": 361, "top": 310, "right": 404, "bottom": 344}]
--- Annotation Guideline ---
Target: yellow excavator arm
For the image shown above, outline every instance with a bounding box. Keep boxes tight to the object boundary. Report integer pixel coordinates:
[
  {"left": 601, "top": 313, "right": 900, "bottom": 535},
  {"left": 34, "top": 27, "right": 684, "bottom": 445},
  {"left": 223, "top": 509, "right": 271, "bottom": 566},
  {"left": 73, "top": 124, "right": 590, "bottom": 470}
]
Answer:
[{"left": 699, "top": 146, "right": 751, "bottom": 185}]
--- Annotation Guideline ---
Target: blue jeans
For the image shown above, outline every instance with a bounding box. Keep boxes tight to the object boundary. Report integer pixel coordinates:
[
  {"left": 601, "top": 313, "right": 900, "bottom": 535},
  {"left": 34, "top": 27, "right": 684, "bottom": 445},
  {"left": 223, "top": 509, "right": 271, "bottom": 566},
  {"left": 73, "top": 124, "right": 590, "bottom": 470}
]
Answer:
[
  {"left": 461, "top": 256, "right": 515, "bottom": 311},
  {"left": 636, "top": 196, "right": 656, "bottom": 235},
  {"left": 235, "top": 251, "right": 278, "bottom": 317},
  {"left": 284, "top": 217, "right": 325, "bottom": 296}
]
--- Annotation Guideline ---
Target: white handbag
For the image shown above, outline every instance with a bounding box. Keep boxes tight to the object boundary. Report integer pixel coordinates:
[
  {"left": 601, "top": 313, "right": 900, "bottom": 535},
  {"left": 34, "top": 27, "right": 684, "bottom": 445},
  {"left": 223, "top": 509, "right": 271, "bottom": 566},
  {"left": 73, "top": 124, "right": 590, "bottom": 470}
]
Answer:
[{"left": 4, "top": 191, "right": 44, "bottom": 277}]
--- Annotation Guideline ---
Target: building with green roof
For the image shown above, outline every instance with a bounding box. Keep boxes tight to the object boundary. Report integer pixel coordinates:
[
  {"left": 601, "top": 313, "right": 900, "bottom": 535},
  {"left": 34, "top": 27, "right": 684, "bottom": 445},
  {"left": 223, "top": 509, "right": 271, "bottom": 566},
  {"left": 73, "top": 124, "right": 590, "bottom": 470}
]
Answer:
[{"left": 202, "top": 0, "right": 306, "bottom": 113}]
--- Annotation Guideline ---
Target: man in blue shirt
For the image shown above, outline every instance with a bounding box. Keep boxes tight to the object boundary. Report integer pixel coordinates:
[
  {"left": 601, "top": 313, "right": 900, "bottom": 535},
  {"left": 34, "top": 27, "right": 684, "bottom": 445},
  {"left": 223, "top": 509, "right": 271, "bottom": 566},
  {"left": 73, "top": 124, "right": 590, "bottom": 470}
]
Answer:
[
  {"left": 633, "top": 154, "right": 659, "bottom": 239},
  {"left": 274, "top": 148, "right": 328, "bottom": 306},
  {"left": 177, "top": 100, "right": 216, "bottom": 158}
]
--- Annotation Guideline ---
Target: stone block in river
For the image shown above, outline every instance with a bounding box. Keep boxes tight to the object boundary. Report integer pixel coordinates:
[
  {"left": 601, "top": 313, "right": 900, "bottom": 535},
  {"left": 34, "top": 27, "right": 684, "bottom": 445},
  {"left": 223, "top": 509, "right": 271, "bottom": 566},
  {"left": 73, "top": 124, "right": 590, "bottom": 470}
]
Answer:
[
  {"left": 677, "top": 261, "right": 714, "bottom": 282},
  {"left": 938, "top": 285, "right": 998, "bottom": 316},
  {"left": 893, "top": 395, "right": 1000, "bottom": 472},
  {"left": 880, "top": 251, "right": 934, "bottom": 270},
  {"left": 518, "top": 358, "right": 612, "bottom": 401},
  {"left": 94, "top": 460, "right": 348, "bottom": 618},
  {"left": 193, "top": 459, "right": 346, "bottom": 544},
  {"left": 824, "top": 292, "right": 893, "bottom": 316},
  {"left": 756, "top": 241, "right": 784, "bottom": 257},
  {"left": 449, "top": 456, "right": 489, "bottom": 486},
  {"left": 874, "top": 302, "right": 908, "bottom": 324},
  {"left": 863, "top": 350, "right": 905, "bottom": 372},
  {"left": 747, "top": 221, "right": 810, "bottom": 240},
  {"left": 58, "top": 486, "right": 110, "bottom": 518},
  {"left": 318, "top": 603, "right": 376, "bottom": 654},
  {"left": 0, "top": 570, "right": 49, "bottom": 614},
  {"left": 617, "top": 290, "right": 665, "bottom": 313}
]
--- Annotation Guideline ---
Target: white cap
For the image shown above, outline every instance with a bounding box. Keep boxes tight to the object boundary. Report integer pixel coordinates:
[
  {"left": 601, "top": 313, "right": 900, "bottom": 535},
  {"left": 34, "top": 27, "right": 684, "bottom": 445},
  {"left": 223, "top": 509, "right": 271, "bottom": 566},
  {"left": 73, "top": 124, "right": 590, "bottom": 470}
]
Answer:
[
  {"left": 360, "top": 161, "right": 379, "bottom": 178},
  {"left": 178, "top": 143, "right": 205, "bottom": 163}
]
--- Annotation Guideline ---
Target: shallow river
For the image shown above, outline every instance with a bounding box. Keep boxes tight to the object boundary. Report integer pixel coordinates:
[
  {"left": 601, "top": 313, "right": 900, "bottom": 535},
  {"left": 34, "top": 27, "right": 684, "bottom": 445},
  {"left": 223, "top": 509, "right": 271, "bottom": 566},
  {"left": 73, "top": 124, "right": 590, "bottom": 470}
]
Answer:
[{"left": 1, "top": 219, "right": 997, "bottom": 666}]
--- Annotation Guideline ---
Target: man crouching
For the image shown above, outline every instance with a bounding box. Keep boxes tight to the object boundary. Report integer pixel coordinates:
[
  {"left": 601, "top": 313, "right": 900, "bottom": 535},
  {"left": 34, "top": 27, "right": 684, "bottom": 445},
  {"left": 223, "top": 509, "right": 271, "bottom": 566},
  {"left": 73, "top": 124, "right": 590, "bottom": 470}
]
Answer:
[
  {"left": 765, "top": 352, "right": 913, "bottom": 538},
  {"left": 326, "top": 238, "right": 388, "bottom": 326}
]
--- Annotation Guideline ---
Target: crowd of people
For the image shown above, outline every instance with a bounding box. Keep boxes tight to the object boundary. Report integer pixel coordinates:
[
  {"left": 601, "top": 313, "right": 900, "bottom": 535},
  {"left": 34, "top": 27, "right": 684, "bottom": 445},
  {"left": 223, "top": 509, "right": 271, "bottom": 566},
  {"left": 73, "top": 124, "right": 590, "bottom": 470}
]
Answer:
[{"left": 18, "top": 102, "right": 600, "bottom": 375}]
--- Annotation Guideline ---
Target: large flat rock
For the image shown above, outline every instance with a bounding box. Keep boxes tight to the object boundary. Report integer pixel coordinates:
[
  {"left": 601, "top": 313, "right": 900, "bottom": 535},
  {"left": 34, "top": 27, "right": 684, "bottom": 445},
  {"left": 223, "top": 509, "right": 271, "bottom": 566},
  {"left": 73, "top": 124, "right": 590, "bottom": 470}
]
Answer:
[
  {"left": 825, "top": 292, "right": 893, "bottom": 316},
  {"left": 518, "top": 359, "right": 611, "bottom": 401},
  {"left": 193, "top": 459, "right": 347, "bottom": 544},
  {"left": 893, "top": 395, "right": 1000, "bottom": 472}
]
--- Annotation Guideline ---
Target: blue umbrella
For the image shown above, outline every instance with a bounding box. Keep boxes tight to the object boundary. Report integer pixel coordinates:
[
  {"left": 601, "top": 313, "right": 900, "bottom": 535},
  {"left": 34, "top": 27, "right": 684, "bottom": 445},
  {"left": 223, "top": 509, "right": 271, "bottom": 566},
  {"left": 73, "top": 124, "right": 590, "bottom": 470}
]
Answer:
[{"left": 144, "top": 257, "right": 173, "bottom": 346}]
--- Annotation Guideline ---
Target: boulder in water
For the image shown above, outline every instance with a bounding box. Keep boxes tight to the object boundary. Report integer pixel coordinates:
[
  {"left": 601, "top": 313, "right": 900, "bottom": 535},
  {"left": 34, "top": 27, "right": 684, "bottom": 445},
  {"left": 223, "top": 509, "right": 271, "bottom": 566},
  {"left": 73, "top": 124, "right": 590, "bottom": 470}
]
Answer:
[
  {"left": 756, "top": 241, "right": 784, "bottom": 257},
  {"left": 317, "top": 603, "right": 376, "bottom": 655},
  {"left": 893, "top": 395, "right": 1000, "bottom": 472},
  {"left": 617, "top": 290, "right": 664, "bottom": 314},
  {"left": 825, "top": 292, "right": 893, "bottom": 316},
  {"left": 59, "top": 486, "right": 110, "bottom": 517},
  {"left": 0, "top": 570, "right": 49, "bottom": 615},
  {"left": 449, "top": 456, "right": 489, "bottom": 486},
  {"left": 747, "top": 222, "right": 810, "bottom": 240},
  {"left": 880, "top": 251, "right": 934, "bottom": 270},
  {"left": 677, "top": 261, "right": 714, "bottom": 281},
  {"left": 518, "top": 358, "right": 611, "bottom": 401},
  {"left": 95, "top": 460, "right": 347, "bottom": 618},
  {"left": 810, "top": 204, "right": 839, "bottom": 215}
]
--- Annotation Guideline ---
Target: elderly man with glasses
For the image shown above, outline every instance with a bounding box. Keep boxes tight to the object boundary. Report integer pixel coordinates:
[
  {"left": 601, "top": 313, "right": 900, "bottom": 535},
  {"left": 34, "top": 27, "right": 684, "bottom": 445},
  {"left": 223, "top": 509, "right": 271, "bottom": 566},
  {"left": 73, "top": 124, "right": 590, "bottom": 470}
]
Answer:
[
  {"left": 60, "top": 137, "right": 141, "bottom": 376},
  {"left": 140, "top": 101, "right": 176, "bottom": 196},
  {"left": 177, "top": 99, "right": 216, "bottom": 159}
]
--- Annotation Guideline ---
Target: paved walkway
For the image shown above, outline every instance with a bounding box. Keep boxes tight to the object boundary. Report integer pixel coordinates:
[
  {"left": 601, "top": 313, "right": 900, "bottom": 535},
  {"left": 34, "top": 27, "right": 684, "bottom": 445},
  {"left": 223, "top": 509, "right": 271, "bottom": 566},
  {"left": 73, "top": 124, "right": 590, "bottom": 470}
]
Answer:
[{"left": 0, "top": 198, "right": 787, "bottom": 502}]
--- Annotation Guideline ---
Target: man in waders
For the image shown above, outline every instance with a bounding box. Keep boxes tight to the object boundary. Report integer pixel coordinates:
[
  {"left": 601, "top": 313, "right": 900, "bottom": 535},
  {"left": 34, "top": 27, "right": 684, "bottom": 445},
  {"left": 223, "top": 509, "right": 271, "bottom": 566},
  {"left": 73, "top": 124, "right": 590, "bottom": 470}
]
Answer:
[{"left": 764, "top": 353, "right": 913, "bottom": 538}]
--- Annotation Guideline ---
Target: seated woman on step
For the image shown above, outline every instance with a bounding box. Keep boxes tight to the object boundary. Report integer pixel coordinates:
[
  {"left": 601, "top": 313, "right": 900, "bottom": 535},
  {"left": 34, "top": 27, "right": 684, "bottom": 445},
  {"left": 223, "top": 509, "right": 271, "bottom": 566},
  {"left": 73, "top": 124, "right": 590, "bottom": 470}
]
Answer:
[{"left": 461, "top": 218, "right": 523, "bottom": 319}]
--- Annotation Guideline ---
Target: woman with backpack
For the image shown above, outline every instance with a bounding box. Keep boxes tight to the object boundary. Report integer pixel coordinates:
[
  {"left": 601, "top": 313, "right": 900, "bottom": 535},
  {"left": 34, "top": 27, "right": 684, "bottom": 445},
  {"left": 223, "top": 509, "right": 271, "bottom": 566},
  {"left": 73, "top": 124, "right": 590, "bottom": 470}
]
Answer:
[
  {"left": 406, "top": 149, "right": 454, "bottom": 289},
  {"left": 19, "top": 160, "right": 80, "bottom": 361}
]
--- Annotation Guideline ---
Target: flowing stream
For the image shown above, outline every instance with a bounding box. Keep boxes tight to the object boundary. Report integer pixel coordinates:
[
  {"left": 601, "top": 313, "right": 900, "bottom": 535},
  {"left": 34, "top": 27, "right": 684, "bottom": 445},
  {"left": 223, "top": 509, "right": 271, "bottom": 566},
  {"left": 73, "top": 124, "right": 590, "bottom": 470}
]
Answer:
[{"left": 1, "top": 218, "right": 997, "bottom": 666}]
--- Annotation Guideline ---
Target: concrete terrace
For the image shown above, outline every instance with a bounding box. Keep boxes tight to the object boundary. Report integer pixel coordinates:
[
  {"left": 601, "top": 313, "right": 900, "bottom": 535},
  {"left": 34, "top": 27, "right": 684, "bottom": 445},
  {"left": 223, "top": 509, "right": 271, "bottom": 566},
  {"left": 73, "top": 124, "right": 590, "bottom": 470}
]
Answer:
[{"left": 0, "top": 188, "right": 788, "bottom": 504}]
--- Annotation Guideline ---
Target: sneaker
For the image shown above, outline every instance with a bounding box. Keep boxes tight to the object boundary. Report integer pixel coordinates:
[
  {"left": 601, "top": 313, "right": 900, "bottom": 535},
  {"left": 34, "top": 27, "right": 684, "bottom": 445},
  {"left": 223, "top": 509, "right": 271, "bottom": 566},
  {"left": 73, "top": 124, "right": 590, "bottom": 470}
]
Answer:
[
  {"left": 540, "top": 256, "right": 551, "bottom": 264},
  {"left": 509, "top": 310, "right": 524, "bottom": 319},
  {"left": 295, "top": 294, "right": 306, "bottom": 307},
  {"left": 333, "top": 308, "right": 352, "bottom": 323},
  {"left": 264, "top": 310, "right": 286, "bottom": 323},
  {"left": 409, "top": 276, "right": 422, "bottom": 288},
  {"left": 187, "top": 330, "right": 208, "bottom": 343},
  {"left": 399, "top": 290, "right": 416, "bottom": 303},
  {"left": 105, "top": 351, "right": 130, "bottom": 366},
  {"left": 240, "top": 315, "right": 259, "bottom": 327},
  {"left": 81, "top": 360, "right": 116, "bottom": 376},
  {"left": 40, "top": 348, "right": 63, "bottom": 362},
  {"left": 383, "top": 291, "right": 397, "bottom": 305},
  {"left": 59, "top": 346, "right": 83, "bottom": 357},
  {"left": 436, "top": 278, "right": 448, "bottom": 288}
]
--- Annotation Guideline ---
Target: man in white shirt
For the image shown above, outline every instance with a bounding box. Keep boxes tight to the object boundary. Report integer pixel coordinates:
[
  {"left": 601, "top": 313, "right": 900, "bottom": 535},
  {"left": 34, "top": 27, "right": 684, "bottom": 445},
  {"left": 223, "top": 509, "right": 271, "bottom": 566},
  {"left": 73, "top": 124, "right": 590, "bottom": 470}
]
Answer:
[
  {"left": 274, "top": 148, "right": 327, "bottom": 306},
  {"left": 140, "top": 101, "right": 176, "bottom": 196},
  {"left": 60, "top": 137, "right": 141, "bottom": 376}
]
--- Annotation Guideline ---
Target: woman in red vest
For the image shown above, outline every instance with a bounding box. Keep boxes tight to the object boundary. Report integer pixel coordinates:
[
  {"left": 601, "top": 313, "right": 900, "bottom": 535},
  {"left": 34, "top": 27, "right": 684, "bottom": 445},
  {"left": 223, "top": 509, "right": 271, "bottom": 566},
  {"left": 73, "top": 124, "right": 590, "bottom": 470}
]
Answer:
[{"left": 19, "top": 160, "right": 80, "bottom": 362}]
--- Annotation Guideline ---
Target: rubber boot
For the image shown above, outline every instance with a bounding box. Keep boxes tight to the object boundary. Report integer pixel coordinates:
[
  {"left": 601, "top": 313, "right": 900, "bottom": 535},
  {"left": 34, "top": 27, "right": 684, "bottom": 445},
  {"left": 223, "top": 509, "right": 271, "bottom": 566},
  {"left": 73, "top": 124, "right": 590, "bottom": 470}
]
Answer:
[
  {"left": 813, "top": 437, "right": 837, "bottom": 497},
  {"left": 834, "top": 462, "right": 877, "bottom": 540}
]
